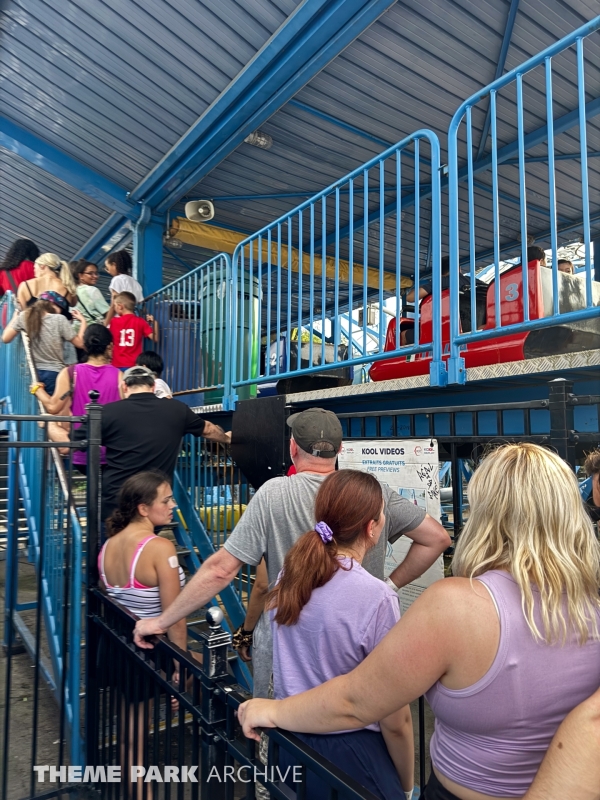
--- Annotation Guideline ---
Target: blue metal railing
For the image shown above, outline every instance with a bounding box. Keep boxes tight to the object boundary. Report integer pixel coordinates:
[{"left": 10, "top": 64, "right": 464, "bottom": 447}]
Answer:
[
  {"left": 142, "top": 253, "right": 232, "bottom": 406},
  {"left": 141, "top": 20, "right": 600, "bottom": 402},
  {"left": 0, "top": 293, "right": 84, "bottom": 765},
  {"left": 229, "top": 128, "right": 445, "bottom": 404},
  {"left": 447, "top": 16, "right": 600, "bottom": 383}
]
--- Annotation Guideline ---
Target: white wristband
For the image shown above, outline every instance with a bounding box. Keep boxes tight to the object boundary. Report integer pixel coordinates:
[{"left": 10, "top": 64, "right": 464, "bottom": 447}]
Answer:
[
  {"left": 385, "top": 576, "right": 399, "bottom": 592},
  {"left": 404, "top": 790, "right": 414, "bottom": 800}
]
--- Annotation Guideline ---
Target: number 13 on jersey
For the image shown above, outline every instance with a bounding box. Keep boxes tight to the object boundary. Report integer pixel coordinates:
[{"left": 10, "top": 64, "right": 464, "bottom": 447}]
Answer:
[{"left": 119, "top": 329, "right": 135, "bottom": 347}]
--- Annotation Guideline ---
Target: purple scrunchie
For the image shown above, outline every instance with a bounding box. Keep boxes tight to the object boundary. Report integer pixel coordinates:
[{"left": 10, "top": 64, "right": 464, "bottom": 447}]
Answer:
[{"left": 315, "top": 521, "right": 333, "bottom": 544}]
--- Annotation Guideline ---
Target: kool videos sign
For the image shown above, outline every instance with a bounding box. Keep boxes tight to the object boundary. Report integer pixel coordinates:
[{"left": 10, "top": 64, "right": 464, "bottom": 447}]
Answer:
[{"left": 339, "top": 439, "right": 444, "bottom": 612}]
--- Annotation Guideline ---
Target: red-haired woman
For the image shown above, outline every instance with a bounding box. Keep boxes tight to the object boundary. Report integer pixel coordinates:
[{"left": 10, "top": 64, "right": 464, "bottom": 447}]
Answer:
[{"left": 266, "top": 469, "right": 414, "bottom": 800}]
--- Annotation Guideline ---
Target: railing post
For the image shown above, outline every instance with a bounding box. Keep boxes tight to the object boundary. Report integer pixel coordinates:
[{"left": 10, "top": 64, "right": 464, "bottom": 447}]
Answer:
[
  {"left": 548, "top": 379, "right": 576, "bottom": 468},
  {"left": 199, "top": 608, "right": 231, "bottom": 800},
  {"left": 225, "top": 249, "right": 239, "bottom": 411},
  {"left": 84, "top": 393, "right": 102, "bottom": 767},
  {"left": 447, "top": 117, "right": 466, "bottom": 385},
  {"left": 222, "top": 253, "right": 236, "bottom": 411},
  {"left": 2, "top": 440, "right": 20, "bottom": 652},
  {"left": 428, "top": 133, "right": 448, "bottom": 387}
]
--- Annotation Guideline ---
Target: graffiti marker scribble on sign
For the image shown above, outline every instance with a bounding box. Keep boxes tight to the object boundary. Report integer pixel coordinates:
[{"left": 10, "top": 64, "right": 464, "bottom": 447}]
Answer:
[{"left": 415, "top": 463, "right": 440, "bottom": 500}]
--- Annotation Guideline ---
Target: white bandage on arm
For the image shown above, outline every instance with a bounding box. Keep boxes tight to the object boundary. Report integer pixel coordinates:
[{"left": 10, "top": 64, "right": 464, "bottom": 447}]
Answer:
[{"left": 168, "top": 555, "right": 179, "bottom": 569}]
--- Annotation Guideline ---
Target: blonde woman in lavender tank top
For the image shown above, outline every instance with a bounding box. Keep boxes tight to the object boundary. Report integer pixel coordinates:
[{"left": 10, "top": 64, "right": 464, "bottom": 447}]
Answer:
[{"left": 239, "top": 443, "right": 600, "bottom": 800}]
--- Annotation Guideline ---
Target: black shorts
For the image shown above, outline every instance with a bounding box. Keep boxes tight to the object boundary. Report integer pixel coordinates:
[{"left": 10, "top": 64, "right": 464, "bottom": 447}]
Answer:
[{"left": 422, "top": 770, "right": 462, "bottom": 800}]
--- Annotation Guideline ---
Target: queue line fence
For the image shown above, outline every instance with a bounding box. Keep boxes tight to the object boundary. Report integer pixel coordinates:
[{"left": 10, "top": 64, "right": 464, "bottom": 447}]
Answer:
[
  {"left": 447, "top": 17, "right": 600, "bottom": 382},
  {"left": 0, "top": 294, "right": 102, "bottom": 788},
  {"left": 229, "top": 128, "right": 445, "bottom": 400},
  {"left": 85, "top": 590, "right": 425, "bottom": 800},
  {"left": 141, "top": 254, "right": 232, "bottom": 408},
  {"left": 140, "top": 19, "right": 600, "bottom": 405}
]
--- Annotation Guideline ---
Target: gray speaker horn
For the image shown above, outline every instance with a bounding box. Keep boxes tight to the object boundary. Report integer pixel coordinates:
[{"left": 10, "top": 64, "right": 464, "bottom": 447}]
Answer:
[{"left": 185, "top": 200, "right": 215, "bottom": 223}]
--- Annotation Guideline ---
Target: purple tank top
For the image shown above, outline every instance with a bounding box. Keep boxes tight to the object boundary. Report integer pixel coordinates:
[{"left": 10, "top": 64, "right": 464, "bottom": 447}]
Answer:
[
  {"left": 425, "top": 570, "right": 600, "bottom": 796},
  {"left": 71, "top": 364, "right": 121, "bottom": 465}
]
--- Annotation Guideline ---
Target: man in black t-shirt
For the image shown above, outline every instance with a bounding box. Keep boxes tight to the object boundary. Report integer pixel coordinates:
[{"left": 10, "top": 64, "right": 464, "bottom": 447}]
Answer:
[{"left": 97, "top": 366, "right": 231, "bottom": 520}]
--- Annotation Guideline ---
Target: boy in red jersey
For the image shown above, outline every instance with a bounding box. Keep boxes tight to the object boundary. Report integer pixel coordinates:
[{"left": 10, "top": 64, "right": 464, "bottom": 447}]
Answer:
[{"left": 107, "top": 291, "right": 158, "bottom": 368}]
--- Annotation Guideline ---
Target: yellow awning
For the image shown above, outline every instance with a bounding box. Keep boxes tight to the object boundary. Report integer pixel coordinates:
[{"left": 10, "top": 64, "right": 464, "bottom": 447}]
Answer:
[{"left": 170, "top": 218, "right": 413, "bottom": 292}]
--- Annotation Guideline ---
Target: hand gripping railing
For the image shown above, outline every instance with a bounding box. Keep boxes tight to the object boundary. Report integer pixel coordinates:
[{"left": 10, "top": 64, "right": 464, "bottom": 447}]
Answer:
[
  {"left": 447, "top": 16, "right": 600, "bottom": 383},
  {"left": 142, "top": 253, "right": 233, "bottom": 405},
  {"left": 229, "top": 128, "right": 445, "bottom": 407},
  {"left": 0, "top": 292, "right": 85, "bottom": 767}
]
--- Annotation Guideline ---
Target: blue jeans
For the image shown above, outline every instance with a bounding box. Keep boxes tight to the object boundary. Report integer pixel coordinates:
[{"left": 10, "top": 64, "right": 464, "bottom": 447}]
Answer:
[{"left": 273, "top": 728, "right": 404, "bottom": 800}]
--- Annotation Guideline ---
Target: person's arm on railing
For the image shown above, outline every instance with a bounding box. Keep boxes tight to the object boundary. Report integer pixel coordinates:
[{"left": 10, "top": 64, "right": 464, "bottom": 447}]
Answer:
[
  {"left": 133, "top": 548, "right": 244, "bottom": 647},
  {"left": 1, "top": 309, "right": 21, "bottom": 343},
  {"left": 146, "top": 314, "right": 159, "bottom": 343},
  {"left": 201, "top": 420, "right": 232, "bottom": 444},
  {"left": 153, "top": 538, "right": 188, "bottom": 651},
  {"left": 184, "top": 410, "right": 231, "bottom": 444}
]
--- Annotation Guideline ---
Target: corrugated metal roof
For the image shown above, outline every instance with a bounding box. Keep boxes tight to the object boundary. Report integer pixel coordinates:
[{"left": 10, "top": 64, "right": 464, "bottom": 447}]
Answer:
[
  {"left": 1, "top": 0, "right": 598, "bottom": 291},
  {"left": 0, "top": 148, "right": 108, "bottom": 257},
  {"left": 193, "top": 0, "right": 600, "bottom": 266}
]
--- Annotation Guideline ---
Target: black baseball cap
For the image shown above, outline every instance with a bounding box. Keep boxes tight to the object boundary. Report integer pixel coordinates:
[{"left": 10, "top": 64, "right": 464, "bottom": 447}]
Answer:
[{"left": 286, "top": 408, "right": 343, "bottom": 458}]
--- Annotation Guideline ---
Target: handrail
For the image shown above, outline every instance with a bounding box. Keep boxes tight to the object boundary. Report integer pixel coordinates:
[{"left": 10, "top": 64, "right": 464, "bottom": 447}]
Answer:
[
  {"left": 229, "top": 128, "right": 445, "bottom": 405},
  {"left": 141, "top": 253, "right": 232, "bottom": 404},
  {"left": 447, "top": 16, "right": 600, "bottom": 383},
  {"left": 139, "top": 21, "right": 600, "bottom": 399},
  {"left": 0, "top": 292, "right": 84, "bottom": 765}
]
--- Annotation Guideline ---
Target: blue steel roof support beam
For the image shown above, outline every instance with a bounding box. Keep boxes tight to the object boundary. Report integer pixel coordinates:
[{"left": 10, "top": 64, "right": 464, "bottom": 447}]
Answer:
[
  {"left": 129, "top": 0, "right": 398, "bottom": 214},
  {"left": 75, "top": 0, "right": 396, "bottom": 264},
  {"left": 72, "top": 213, "right": 132, "bottom": 263},
  {"left": 288, "top": 99, "right": 391, "bottom": 148},
  {"left": 0, "top": 116, "right": 133, "bottom": 217},
  {"left": 133, "top": 207, "right": 164, "bottom": 296},
  {"left": 475, "top": 0, "right": 520, "bottom": 160}
]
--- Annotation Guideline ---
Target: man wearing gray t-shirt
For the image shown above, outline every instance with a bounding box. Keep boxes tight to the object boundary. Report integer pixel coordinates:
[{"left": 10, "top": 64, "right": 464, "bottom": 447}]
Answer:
[{"left": 133, "top": 408, "right": 450, "bottom": 695}]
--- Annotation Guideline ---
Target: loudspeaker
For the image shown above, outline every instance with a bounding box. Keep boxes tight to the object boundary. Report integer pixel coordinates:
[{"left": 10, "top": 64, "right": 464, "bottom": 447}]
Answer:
[{"left": 184, "top": 200, "right": 215, "bottom": 222}]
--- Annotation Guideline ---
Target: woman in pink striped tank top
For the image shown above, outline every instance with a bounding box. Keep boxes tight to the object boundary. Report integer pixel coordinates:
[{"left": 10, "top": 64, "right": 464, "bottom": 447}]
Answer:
[
  {"left": 99, "top": 470, "right": 187, "bottom": 649},
  {"left": 239, "top": 444, "right": 600, "bottom": 800}
]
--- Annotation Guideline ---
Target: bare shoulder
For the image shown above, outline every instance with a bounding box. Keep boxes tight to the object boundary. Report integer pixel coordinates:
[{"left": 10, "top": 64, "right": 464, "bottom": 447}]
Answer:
[
  {"left": 145, "top": 536, "right": 177, "bottom": 560},
  {"left": 406, "top": 577, "right": 498, "bottom": 627}
]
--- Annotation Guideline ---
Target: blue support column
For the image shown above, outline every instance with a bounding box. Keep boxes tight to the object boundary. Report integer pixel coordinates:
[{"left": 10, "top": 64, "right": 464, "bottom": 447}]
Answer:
[{"left": 133, "top": 211, "right": 164, "bottom": 297}]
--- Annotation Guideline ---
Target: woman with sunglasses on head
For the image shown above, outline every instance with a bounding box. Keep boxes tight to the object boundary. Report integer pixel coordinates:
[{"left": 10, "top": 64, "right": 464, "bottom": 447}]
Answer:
[
  {"left": 17, "top": 252, "right": 77, "bottom": 311},
  {"left": 264, "top": 469, "right": 414, "bottom": 800},
  {"left": 239, "top": 443, "right": 600, "bottom": 800}
]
